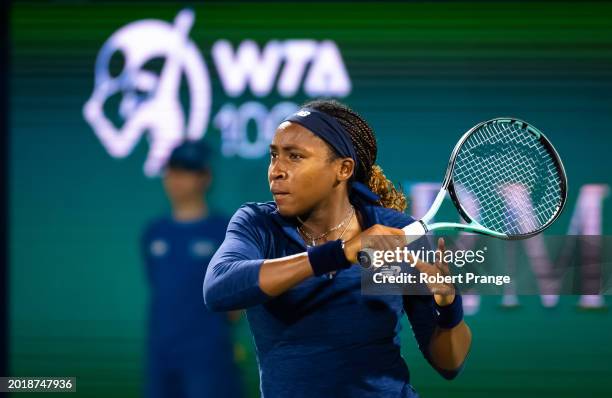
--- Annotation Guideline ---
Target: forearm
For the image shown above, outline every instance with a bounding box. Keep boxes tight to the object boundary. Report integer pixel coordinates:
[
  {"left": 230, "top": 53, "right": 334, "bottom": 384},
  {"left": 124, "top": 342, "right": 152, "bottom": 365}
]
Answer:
[
  {"left": 205, "top": 234, "right": 349, "bottom": 311},
  {"left": 429, "top": 320, "right": 472, "bottom": 372},
  {"left": 259, "top": 253, "right": 315, "bottom": 296},
  {"left": 204, "top": 258, "right": 268, "bottom": 311},
  {"left": 205, "top": 251, "right": 323, "bottom": 310}
]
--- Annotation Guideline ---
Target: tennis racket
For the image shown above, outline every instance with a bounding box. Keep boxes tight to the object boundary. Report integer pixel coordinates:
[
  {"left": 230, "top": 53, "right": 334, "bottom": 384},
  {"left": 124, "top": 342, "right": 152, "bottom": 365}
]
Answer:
[{"left": 358, "top": 117, "right": 567, "bottom": 267}]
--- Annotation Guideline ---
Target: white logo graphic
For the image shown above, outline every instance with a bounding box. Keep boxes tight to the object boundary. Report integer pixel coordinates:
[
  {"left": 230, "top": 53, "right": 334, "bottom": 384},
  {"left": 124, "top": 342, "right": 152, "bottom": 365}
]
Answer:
[
  {"left": 296, "top": 110, "right": 311, "bottom": 117},
  {"left": 191, "top": 240, "right": 215, "bottom": 257},
  {"left": 212, "top": 39, "right": 351, "bottom": 98},
  {"left": 150, "top": 239, "right": 169, "bottom": 257},
  {"left": 83, "top": 9, "right": 211, "bottom": 176},
  {"left": 84, "top": 9, "right": 352, "bottom": 172}
]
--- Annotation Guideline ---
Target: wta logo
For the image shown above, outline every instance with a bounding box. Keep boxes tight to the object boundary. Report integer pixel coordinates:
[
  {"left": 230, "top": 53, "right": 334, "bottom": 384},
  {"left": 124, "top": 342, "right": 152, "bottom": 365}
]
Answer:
[
  {"left": 83, "top": 9, "right": 351, "bottom": 176},
  {"left": 83, "top": 10, "right": 210, "bottom": 176}
]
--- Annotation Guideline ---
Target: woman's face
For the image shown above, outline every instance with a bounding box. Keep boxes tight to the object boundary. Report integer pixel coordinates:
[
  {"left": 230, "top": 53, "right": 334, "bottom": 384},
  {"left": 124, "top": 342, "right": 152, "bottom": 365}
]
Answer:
[{"left": 268, "top": 122, "right": 349, "bottom": 217}]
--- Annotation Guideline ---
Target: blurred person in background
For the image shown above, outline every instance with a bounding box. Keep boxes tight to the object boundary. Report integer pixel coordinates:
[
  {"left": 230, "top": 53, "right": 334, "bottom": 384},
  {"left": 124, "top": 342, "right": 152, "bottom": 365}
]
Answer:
[{"left": 141, "top": 140, "right": 243, "bottom": 398}]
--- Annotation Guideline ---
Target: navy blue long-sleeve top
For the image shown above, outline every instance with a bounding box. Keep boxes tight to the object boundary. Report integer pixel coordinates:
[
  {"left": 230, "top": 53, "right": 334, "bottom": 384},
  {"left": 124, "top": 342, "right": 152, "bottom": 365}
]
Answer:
[{"left": 203, "top": 200, "right": 460, "bottom": 398}]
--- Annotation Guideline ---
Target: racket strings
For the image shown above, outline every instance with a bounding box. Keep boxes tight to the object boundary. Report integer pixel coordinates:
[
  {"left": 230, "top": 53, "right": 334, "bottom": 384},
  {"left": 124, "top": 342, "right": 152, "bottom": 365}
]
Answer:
[{"left": 452, "top": 121, "right": 563, "bottom": 236}]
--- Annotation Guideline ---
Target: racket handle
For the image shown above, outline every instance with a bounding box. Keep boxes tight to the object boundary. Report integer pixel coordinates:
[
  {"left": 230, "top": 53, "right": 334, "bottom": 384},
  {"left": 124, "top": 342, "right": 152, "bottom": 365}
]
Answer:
[
  {"left": 402, "top": 220, "right": 427, "bottom": 245},
  {"left": 357, "top": 221, "right": 427, "bottom": 268}
]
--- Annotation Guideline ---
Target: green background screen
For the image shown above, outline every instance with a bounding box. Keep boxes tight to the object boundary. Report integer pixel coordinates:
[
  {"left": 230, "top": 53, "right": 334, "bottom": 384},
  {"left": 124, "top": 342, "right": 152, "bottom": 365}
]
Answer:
[{"left": 9, "top": 1, "right": 612, "bottom": 397}]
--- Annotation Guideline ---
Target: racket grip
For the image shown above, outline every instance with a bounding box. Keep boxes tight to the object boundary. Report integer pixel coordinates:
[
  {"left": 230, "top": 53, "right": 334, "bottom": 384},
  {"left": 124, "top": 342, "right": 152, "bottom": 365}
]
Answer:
[
  {"left": 402, "top": 221, "right": 427, "bottom": 245},
  {"left": 357, "top": 221, "right": 427, "bottom": 268}
]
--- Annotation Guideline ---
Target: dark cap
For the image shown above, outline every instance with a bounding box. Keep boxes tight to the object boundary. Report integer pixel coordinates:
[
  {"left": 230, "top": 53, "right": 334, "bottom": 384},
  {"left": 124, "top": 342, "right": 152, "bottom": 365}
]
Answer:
[{"left": 166, "top": 140, "right": 211, "bottom": 172}]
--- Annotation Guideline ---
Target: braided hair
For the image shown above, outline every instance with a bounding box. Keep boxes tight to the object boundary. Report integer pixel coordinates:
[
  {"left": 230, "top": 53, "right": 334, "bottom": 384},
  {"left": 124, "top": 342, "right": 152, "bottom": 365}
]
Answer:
[{"left": 302, "top": 99, "right": 407, "bottom": 212}]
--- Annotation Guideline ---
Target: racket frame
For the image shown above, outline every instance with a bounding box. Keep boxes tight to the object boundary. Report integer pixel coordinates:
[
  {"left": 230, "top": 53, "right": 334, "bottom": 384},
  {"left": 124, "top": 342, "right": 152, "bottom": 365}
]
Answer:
[{"left": 406, "top": 117, "right": 568, "bottom": 241}]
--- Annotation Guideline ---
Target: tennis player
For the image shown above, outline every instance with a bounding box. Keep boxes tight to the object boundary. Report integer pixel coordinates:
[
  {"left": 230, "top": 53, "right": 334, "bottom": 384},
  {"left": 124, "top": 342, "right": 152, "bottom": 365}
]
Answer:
[{"left": 203, "top": 100, "right": 472, "bottom": 397}]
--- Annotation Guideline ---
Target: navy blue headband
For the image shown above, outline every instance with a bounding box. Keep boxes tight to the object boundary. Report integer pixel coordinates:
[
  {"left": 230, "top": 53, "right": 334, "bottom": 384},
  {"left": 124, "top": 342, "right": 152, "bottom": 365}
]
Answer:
[
  {"left": 284, "top": 108, "right": 356, "bottom": 163},
  {"left": 283, "top": 107, "right": 380, "bottom": 204}
]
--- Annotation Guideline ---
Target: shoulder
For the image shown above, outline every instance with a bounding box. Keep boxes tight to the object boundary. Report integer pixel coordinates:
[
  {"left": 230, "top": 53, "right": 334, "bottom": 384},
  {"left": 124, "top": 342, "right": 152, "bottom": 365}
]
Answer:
[
  {"left": 228, "top": 201, "right": 278, "bottom": 229},
  {"left": 373, "top": 206, "right": 416, "bottom": 229}
]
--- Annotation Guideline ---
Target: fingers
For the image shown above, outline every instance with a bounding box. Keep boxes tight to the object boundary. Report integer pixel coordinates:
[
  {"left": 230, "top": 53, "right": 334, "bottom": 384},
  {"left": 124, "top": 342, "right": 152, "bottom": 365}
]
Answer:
[
  {"left": 366, "top": 224, "right": 405, "bottom": 237},
  {"left": 363, "top": 224, "right": 406, "bottom": 252},
  {"left": 434, "top": 237, "right": 452, "bottom": 276},
  {"left": 437, "top": 237, "right": 445, "bottom": 253},
  {"left": 351, "top": 225, "right": 406, "bottom": 265},
  {"left": 365, "top": 231, "right": 456, "bottom": 297},
  {"left": 436, "top": 237, "right": 445, "bottom": 264}
]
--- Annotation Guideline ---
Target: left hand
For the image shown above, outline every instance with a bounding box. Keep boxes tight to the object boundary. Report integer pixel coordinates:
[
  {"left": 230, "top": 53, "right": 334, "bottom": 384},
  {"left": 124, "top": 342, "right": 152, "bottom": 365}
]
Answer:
[{"left": 410, "top": 237, "right": 456, "bottom": 307}]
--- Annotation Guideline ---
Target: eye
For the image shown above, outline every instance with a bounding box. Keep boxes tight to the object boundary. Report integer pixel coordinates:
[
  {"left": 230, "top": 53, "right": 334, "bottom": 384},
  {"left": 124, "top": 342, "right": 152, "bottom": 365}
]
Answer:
[
  {"left": 289, "top": 152, "right": 303, "bottom": 160},
  {"left": 270, "top": 151, "right": 278, "bottom": 159}
]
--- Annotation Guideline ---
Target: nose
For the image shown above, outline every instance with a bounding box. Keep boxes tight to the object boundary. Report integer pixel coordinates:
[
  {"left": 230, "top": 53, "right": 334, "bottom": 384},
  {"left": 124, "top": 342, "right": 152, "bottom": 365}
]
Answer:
[{"left": 269, "top": 159, "right": 288, "bottom": 181}]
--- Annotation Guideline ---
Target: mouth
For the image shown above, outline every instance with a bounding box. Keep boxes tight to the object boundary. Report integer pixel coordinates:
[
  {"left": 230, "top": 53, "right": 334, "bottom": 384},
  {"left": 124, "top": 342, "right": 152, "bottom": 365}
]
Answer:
[{"left": 271, "top": 189, "right": 291, "bottom": 199}]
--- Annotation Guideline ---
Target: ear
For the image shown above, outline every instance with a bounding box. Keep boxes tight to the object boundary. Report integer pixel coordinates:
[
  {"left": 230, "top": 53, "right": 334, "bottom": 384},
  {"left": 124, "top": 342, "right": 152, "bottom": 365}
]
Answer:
[{"left": 337, "top": 158, "right": 355, "bottom": 182}]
